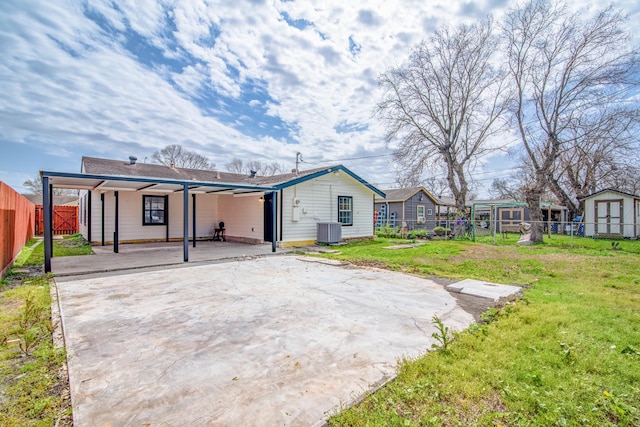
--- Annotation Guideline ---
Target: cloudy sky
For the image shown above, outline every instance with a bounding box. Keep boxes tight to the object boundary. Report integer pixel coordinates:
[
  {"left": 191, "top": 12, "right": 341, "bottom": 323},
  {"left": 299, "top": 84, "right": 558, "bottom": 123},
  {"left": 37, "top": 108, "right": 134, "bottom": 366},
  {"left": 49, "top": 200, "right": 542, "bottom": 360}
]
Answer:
[{"left": 1, "top": 0, "right": 638, "bottom": 195}]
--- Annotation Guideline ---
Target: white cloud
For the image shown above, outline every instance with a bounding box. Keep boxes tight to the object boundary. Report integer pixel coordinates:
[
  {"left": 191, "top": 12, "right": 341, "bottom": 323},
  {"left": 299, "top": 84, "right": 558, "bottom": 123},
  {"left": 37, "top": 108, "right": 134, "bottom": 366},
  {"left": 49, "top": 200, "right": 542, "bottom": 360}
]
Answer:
[{"left": 1, "top": 0, "right": 638, "bottom": 190}]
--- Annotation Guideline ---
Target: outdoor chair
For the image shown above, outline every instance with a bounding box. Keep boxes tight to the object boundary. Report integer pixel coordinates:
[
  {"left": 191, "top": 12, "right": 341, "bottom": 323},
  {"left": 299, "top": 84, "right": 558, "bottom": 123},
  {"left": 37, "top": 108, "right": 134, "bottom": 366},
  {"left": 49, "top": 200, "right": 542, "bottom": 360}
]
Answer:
[{"left": 213, "top": 221, "right": 226, "bottom": 241}]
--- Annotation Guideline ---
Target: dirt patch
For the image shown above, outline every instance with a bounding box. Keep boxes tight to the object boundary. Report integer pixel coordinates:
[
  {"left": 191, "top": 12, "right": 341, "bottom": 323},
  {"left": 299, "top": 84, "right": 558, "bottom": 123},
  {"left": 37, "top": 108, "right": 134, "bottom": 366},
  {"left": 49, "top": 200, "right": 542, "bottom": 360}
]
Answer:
[
  {"left": 448, "top": 293, "right": 495, "bottom": 322},
  {"left": 2, "top": 266, "right": 44, "bottom": 291}
]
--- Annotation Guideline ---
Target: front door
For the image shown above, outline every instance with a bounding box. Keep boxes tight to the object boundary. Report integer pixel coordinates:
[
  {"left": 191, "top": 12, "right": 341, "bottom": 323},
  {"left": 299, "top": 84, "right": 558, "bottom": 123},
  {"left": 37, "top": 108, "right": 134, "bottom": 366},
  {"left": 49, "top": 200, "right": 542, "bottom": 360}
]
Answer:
[
  {"left": 263, "top": 193, "right": 274, "bottom": 242},
  {"left": 595, "top": 199, "right": 622, "bottom": 235}
]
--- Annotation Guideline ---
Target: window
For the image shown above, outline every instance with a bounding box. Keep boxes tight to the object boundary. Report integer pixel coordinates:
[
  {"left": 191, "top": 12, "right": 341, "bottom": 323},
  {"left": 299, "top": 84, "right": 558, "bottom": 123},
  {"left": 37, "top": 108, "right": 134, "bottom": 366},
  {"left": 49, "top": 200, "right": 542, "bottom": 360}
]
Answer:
[
  {"left": 417, "top": 205, "right": 426, "bottom": 224},
  {"left": 143, "top": 195, "right": 167, "bottom": 225},
  {"left": 427, "top": 208, "right": 433, "bottom": 216},
  {"left": 338, "top": 196, "right": 353, "bottom": 226}
]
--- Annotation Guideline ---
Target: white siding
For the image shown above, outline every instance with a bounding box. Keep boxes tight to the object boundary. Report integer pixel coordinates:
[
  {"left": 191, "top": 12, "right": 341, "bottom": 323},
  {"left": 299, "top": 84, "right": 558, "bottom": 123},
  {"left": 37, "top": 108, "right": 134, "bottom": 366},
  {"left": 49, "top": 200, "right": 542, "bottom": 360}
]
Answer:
[
  {"left": 85, "top": 190, "right": 221, "bottom": 243},
  {"left": 218, "top": 194, "right": 265, "bottom": 240},
  {"left": 584, "top": 191, "right": 637, "bottom": 238},
  {"left": 281, "top": 172, "right": 375, "bottom": 243}
]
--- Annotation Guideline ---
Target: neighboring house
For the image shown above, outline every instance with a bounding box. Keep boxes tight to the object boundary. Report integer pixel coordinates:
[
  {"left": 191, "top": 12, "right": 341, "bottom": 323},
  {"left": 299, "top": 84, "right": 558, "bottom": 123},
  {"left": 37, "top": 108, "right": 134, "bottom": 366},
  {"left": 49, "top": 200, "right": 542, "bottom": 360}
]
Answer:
[
  {"left": 470, "top": 199, "right": 568, "bottom": 233},
  {"left": 22, "top": 194, "right": 78, "bottom": 206},
  {"left": 582, "top": 189, "right": 640, "bottom": 238},
  {"left": 46, "top": 156, "right": 383, "bottom": 249},
  {"left": 374, "top": 187, "right": 440, "bottom": 231}
]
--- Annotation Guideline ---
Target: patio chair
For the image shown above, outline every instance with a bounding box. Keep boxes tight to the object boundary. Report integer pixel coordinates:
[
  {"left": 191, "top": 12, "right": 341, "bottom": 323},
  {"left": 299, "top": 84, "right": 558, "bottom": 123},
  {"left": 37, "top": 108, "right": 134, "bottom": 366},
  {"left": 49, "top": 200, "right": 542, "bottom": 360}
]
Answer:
[{"left": 213, "top": 221, "right": 226, "bottom": 242}]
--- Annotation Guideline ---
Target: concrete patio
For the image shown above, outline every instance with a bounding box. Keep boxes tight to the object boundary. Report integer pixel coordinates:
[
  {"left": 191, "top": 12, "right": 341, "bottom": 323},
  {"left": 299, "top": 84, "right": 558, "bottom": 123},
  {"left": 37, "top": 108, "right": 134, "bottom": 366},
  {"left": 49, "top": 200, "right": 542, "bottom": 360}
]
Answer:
[
  {"left": 54, "top": 256, "right": 480, "bottom": 426},
  {"left": 51, "top": 240, "right": 289, "bottom": 276}
]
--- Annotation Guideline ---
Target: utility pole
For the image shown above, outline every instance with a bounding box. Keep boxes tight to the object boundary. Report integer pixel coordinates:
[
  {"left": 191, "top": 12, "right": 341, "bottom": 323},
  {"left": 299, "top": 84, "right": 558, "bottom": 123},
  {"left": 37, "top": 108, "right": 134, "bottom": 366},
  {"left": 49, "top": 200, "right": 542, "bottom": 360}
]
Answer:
[{"left": 295, "top": 152, "right": 302, "bottom": 176}]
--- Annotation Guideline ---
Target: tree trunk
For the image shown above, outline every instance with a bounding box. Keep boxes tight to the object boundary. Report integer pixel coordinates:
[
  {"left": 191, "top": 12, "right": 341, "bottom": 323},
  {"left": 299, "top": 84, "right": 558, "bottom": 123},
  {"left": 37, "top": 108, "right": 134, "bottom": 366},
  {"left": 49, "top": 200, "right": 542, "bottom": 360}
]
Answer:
[{"left": 524, "top": 185, "right": 544, "bottom": 244}]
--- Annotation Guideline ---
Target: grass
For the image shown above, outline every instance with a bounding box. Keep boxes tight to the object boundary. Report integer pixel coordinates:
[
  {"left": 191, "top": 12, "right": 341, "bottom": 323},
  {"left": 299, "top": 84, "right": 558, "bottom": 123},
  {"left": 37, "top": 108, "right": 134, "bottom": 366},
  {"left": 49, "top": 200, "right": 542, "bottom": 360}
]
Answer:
[
  {"left": 324, "top": 236, "right": 640, "bottom": 426},
  {"left": 15, "top": 234, "right": 93, "bottom": 267},
  {"left": 0, "top": 235, "right": 89, "bottom": 426}
]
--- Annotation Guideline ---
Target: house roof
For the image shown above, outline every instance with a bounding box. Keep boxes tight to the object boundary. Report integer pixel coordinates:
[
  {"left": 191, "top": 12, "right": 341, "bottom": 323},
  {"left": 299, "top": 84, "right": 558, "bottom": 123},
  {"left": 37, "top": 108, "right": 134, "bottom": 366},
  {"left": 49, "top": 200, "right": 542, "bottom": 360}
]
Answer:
[
  {"left": 580, "top": 188, "right": 640, "bottom": 200},
  {"left": 22, "top": 194, "right": 78, "bottom": 206},
  {"left": 375, "top": 187, "right": 438, "bottom": 204},
  {"left": 470, "top": 198, "right": 567, "bottom": 211},
  {"left": 40, "top": 157, "right": 384, "bottom": 197}
]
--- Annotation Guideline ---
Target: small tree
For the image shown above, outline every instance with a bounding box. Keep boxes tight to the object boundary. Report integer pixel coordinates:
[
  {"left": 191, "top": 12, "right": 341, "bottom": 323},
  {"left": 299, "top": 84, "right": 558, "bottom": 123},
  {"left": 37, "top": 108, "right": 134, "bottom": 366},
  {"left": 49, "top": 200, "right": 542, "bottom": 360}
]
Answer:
[
  {"left": 23, "top": 176, "right": 75, "bottom": 196},
  {"left": 151, "top": 144, "right": 215, "bottom": 169},
  {"left": 377, "top": 18, "right": 509, "bottom": 212}
]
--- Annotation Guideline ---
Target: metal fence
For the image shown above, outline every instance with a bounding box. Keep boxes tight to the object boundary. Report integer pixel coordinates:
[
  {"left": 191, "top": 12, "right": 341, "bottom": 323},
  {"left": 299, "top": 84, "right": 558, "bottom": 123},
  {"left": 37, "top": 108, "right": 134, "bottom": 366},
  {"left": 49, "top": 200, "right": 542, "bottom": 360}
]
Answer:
[{"left": 375, "top": 218, "right": 640, "bottom": 243}]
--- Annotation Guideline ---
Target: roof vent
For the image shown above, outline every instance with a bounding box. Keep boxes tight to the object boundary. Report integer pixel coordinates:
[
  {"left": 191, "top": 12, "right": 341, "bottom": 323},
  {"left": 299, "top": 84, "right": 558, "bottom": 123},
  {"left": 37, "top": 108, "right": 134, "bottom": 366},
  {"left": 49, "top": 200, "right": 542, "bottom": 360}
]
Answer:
[
  {"left": 249, "top": 170, "right": 257, "bottom": 178},
  {"left": 216, "top": 171, "right": 221, "bottom": 179},
  {"left": 129, "top": 156, "right": 137, "bottom": 165}
]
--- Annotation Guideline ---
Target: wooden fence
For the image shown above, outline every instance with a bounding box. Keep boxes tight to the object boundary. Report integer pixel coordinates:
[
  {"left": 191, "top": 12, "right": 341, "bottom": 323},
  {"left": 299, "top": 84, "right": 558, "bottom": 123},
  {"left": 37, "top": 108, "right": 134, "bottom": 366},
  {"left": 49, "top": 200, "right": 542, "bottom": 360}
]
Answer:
[
  {"left": 1, "top": 181, "right": 35, "bottom": 276},
  {"left": 35, "top": 205, "right": 78, "bottom": 236}
]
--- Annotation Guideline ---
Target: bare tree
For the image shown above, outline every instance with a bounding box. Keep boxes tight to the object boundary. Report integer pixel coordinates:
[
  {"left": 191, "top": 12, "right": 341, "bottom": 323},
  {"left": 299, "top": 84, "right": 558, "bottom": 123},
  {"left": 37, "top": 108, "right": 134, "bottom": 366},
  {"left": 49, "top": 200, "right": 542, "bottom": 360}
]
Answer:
[
  {"left": 555, "top": 109, "right": 639, "bottom": 216},
  {"left": 489, "top": 178, "right": 525, "bottom": 200},
  {"left": 23, "top": 175, "right": 76, "bottom": 196},
  {"left": 225, "top": 158, "right": 287, "bottom": 176},
  {"left": 503, "top": 0, "right": 639, "bottom": 242},
  {"left": 263, "top": 162, "right": 287, "bottom": 176},
  {"left": 377, "top": 18, "right": 509, "bottom": 212},
  {"left": 225, "top": 158, "right": 245, "bottom": 174},
  {"left": 151, "top": 144, "right": 215, "bottom": 169}
]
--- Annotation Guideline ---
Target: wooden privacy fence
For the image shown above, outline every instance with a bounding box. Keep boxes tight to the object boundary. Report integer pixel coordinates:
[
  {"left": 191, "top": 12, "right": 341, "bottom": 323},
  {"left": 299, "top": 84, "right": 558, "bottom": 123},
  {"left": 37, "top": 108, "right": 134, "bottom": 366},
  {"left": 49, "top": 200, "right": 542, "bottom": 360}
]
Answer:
[
  {"left": 35, "top": 205, "right": 78, "bottom": 236},
  {"left": 1, "top": 181, "right": 35, "bottom": 276}
]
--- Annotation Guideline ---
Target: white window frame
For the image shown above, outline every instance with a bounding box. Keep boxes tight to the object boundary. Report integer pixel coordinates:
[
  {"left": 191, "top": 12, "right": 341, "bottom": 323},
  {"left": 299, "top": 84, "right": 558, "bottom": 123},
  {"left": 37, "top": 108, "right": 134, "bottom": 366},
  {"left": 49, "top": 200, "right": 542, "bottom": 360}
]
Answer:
[
  {"left": 417, "top": 205, "right": 426, "bottom": 224},
  {"left": 338, "top": 196, "right": 353, "bottom": 226}
]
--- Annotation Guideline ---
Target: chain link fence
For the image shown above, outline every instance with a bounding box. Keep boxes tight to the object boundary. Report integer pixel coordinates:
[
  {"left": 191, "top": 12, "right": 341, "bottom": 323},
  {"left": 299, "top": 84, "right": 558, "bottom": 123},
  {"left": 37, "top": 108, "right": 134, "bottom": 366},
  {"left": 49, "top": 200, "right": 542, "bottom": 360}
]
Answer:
[{"left": 375, "top": 218, "right": 639, "bottom": 244}]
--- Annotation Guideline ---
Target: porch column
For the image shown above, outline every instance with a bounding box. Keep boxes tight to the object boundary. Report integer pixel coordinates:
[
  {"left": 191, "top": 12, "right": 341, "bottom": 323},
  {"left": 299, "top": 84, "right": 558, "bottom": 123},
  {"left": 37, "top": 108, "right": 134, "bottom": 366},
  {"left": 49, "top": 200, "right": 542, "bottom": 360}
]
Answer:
[
  {"left": 114, "top": 191, "right": 119, "bottom": 253},
  {"left": 43, "top": 176, "right": 52, "bottom": 273},
  {"left": 192, "top": 193, "right": 196, "bottom": 248},
  {"left": 49, "top": 183, "right": 53, "bottom": 253},
  {"left": 183, "top": 183, "right": 189, "bottom": 262},
  {"left": 87, "top": 191, "right": 92, "bottom": 242},
  {"left": 100, "top": 193, "right": 105, "bottom": 245},
  {"left": 271, "top": 191, "right": 277, "bottom": 253}
]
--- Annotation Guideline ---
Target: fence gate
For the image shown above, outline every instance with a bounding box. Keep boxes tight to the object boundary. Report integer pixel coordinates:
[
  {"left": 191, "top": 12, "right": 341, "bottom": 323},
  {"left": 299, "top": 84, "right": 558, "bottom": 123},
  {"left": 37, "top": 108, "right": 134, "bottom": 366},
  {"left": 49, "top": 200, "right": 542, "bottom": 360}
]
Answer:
[{"left": 35, "top": 205, "right": 78, "bottom": 235}]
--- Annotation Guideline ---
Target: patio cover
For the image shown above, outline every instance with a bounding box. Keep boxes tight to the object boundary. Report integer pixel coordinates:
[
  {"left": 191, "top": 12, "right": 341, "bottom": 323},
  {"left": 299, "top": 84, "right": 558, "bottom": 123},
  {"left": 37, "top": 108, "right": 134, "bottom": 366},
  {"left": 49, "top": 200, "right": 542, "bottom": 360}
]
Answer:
[{"left": 40, "top": 170, "right": 278, "bottom": 273}]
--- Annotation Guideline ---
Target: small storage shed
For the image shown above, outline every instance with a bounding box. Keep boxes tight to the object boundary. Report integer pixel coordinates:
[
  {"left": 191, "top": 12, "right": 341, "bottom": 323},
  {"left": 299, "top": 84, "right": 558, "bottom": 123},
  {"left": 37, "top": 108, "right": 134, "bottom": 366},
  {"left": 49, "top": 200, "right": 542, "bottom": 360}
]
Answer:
[{"left": 582, "top": 189, "right": 640, "bottom": 238}]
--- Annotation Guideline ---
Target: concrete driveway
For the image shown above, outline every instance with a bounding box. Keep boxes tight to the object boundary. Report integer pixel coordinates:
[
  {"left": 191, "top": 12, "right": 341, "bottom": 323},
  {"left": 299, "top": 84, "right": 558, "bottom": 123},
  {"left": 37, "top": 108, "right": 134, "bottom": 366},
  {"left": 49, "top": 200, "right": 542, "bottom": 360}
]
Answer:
[{"left": 55, "top": 256, "right": 477, "bottom": 426}]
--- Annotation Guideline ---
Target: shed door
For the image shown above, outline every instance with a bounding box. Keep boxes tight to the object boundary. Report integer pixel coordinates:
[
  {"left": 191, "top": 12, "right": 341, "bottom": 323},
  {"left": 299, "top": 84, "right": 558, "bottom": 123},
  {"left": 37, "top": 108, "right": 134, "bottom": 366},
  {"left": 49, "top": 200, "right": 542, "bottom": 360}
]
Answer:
[{"left": 595, "top": 200, "right": 622, "bottom": 235}]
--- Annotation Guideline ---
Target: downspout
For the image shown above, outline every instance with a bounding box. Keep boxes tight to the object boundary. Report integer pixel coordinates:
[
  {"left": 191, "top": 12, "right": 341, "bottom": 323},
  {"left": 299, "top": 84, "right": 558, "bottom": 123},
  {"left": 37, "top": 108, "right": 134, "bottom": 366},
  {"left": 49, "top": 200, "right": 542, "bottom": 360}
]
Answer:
[{"left": 279, "top": 189, "right": 283, "bottom": 242}]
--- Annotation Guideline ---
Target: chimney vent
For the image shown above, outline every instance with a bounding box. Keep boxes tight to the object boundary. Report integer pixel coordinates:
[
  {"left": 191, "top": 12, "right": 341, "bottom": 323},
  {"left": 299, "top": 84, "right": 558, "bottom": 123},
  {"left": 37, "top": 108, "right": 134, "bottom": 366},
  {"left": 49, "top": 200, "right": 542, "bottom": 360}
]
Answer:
[
  {"left": 249, "top": 170, "right": 257, "bottom": 178},
  {"left": 129, "top": 156, "right": 137, "bottom": 165}
]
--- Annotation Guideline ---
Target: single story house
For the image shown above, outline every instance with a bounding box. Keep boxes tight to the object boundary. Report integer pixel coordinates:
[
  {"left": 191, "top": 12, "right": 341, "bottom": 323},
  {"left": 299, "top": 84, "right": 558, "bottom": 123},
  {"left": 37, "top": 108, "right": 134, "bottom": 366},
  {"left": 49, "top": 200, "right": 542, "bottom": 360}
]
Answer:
[
  {"left": 582, "top": 189, "right": 640, "bottom": 238},
  {"left": 39, "top": 156, "right": 384, "bottom": 272},
  {"left": 374, "top": 187, "right": 440, "bottom": 231}
]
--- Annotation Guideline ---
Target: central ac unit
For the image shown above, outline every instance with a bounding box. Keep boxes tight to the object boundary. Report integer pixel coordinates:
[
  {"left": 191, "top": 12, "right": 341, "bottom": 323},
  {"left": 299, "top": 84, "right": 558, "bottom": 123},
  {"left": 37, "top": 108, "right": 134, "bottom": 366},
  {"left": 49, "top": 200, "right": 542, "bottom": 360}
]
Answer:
[{"left": 317, "top": 222, "right": 342, "bottom": 244}]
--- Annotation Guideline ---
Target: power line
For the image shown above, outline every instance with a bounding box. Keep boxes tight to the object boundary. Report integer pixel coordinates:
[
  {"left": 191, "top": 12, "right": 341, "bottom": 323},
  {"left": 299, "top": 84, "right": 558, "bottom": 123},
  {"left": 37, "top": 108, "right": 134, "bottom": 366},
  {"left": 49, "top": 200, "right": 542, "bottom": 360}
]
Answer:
[{"left": 302, "top": 153, "right": 392, "bottom": 165}]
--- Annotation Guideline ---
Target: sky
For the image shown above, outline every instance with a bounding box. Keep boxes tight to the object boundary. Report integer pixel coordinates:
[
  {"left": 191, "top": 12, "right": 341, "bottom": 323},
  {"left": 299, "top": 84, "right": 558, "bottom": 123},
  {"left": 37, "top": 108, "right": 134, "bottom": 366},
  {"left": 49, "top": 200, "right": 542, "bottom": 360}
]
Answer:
[{"left": 1, "top": 0, "right": 638, "bottom": 195}]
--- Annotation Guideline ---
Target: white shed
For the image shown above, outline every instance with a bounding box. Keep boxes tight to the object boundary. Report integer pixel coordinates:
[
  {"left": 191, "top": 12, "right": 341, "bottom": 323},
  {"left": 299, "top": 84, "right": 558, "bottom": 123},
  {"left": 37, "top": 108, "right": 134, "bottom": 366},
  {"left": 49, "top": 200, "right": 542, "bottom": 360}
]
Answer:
[{"left": 582, "top": 189, "right": 640, "bottom": 238}]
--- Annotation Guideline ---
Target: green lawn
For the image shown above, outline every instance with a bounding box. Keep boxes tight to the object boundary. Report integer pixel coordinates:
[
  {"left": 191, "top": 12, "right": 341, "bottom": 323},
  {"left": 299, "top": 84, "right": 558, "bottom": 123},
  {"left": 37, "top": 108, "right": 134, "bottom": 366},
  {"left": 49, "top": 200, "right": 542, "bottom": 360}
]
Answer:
[
  {"left": 0, "top": 234, "right": 91, "bottom": 426},
  {"left": 324, "top": 236, "right": 640, "bottom": 426},
  {"left": 13, "top": 234, "right": 94, "bottom": 267}
]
